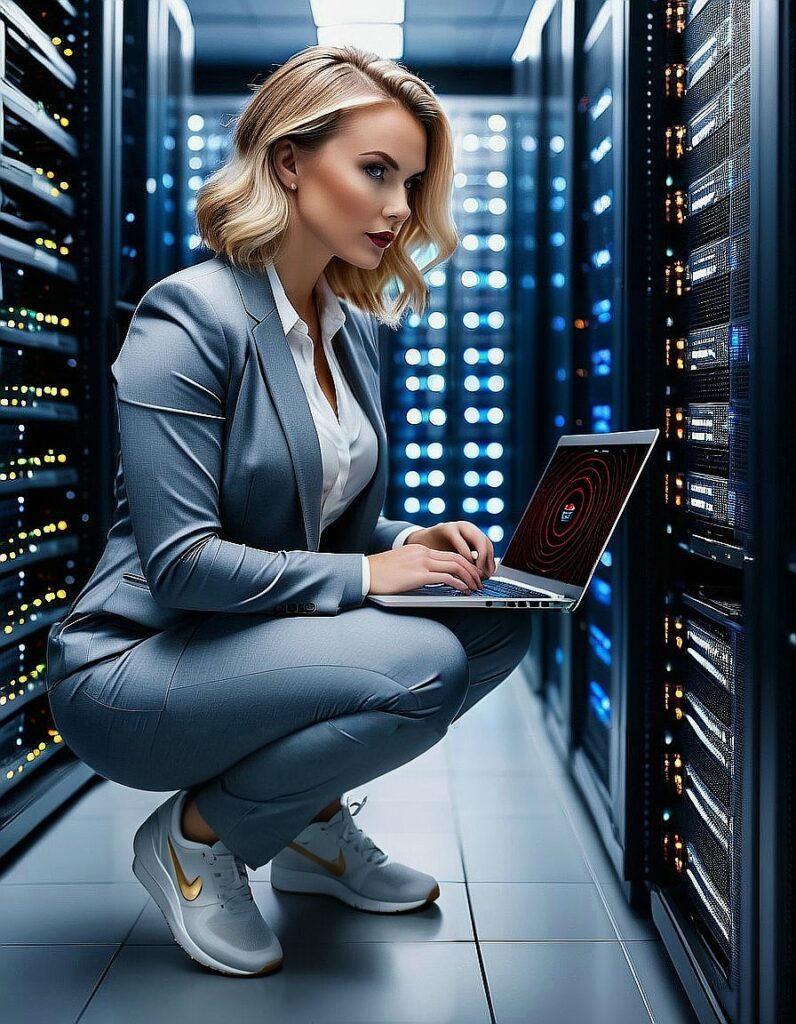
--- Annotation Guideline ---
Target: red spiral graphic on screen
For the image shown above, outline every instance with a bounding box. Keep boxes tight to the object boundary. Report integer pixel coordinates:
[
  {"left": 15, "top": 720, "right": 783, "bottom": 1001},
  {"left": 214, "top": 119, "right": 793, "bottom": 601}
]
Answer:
[{"left": 503, "top": 446, "right": 649, "bottom": 587}]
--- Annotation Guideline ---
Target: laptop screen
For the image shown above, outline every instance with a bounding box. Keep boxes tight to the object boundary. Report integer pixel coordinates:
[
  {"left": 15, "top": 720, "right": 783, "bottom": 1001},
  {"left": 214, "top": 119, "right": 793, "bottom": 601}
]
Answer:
[{"left": 501, "top": 441, "right": 653, "bottom": 588}]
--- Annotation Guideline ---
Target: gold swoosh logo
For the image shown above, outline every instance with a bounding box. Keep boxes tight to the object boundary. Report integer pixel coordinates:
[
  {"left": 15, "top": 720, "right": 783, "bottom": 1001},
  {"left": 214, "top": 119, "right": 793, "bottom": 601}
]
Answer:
[
  {"left": 167, "top": 836, "right": 203, "bottom": 900},
  {"left": 288, "top": 841, "right": 346, "bottom": 876}
]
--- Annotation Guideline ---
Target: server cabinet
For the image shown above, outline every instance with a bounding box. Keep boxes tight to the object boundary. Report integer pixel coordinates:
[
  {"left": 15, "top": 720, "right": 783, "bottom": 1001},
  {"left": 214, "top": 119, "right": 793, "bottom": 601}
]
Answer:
[
  {"left": 648, "top": 3, "right": 756, "bottom": 1022},
  {"left": 518, "top": 0, "right": 793, "bottom": 1019},
  {"left": 535, "top": 1, "right": 576, "bottom": 752},
  {"left": 0, "top": 0, "right": 194, "bottom": 861},
  {"left": 638, "top": 1, "right": 794, "bottom": 1022},
  {"left": 143, "top": 0, "right": 192, "bottom": 285},
  {"left": 181, "top": 94, "right": 243, "bottom": 266},
  {"left": 383, "top": 98, "right": 535, "bottom": 569},
  {"left": 0, "top": 0, "right": 118, "bottom": 857},
  {"left": 514, "top": 0, "right": 656, "bottom": 902}
]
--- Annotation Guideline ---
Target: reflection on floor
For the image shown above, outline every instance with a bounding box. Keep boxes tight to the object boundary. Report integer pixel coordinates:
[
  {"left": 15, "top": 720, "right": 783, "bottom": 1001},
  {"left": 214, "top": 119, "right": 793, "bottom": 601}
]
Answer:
[{"left": 1, "top": 665, "right": 698, "bottom": 1023}]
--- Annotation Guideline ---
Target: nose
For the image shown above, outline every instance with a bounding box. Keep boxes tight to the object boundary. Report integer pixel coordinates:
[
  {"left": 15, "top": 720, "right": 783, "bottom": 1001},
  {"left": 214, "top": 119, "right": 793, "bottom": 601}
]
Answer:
[{"left": 383, "top": 188, "right": 412, "bottom": 227}]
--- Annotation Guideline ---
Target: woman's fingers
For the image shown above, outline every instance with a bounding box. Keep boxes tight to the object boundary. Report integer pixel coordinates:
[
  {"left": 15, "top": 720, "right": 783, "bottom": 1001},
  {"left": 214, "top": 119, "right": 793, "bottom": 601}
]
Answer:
[{"left": 430, "top": 550, "right": 482, "bottom": 590}]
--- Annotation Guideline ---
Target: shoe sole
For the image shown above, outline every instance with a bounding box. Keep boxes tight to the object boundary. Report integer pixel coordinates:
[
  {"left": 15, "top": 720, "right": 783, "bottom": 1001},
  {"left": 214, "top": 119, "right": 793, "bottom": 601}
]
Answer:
[
  {"left": 132, "top": 815, "right": 283, "bottom": 978},
  {"left": 270, "top": 865, "right": 441, "bottom": 913}
]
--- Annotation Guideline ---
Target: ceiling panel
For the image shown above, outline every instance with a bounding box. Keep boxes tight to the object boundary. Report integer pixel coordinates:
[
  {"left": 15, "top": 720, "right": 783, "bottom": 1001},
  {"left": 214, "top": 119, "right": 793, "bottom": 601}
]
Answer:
[{"left": 184, "top": 0, "right": 532, "bottom": 67}]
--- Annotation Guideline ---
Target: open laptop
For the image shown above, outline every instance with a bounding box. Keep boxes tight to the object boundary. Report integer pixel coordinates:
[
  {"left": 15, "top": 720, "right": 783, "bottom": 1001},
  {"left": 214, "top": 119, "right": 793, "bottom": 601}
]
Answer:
[{"left": 367, "top": 429, "right": 659, "bottom": 613}]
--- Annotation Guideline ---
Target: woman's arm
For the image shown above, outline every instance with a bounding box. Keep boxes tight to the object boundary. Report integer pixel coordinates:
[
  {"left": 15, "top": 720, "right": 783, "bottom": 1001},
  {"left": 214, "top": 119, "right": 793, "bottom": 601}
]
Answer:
[{"left": 112, "top": 277, "right": 365, "bottom": 616}]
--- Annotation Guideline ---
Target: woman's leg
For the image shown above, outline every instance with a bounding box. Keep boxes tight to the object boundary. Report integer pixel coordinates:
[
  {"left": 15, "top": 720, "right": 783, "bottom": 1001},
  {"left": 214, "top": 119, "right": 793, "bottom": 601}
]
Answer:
[
  {"left": 49, "top": 606, "right": 470, "bottom": 869},
  {"left": 389, "top": 605, "right": 534, "bottom": 722}
]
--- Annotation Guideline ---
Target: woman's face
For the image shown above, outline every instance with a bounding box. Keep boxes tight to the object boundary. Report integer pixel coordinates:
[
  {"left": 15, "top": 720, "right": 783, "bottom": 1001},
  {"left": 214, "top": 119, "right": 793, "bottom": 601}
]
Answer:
[{"left": 279, "top": 102, "right": 427, "bottom": 269}]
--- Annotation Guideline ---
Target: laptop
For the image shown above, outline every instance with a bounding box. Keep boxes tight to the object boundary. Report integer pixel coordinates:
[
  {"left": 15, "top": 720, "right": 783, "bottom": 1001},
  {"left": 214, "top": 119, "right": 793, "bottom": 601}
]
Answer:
[{"left": 367, "top": 429, "right": 659, "bottom": 613}]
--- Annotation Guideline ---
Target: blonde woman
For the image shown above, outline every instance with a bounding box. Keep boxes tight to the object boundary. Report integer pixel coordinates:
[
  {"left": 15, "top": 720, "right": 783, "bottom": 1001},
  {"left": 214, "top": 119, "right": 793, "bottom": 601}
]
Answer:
[{"left": 46, "top": 45, "right": 533, "bottom": 977}]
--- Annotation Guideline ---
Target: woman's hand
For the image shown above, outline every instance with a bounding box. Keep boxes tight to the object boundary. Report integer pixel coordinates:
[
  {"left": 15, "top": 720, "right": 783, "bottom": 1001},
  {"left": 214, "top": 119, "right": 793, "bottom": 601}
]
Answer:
[{"left": 366, "top": 521, "right": 497, "bottom": 596}]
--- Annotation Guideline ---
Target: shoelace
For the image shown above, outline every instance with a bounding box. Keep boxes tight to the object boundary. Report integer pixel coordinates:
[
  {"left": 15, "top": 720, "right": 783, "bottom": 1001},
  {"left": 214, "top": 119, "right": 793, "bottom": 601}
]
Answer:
[
  {"left": 325, "top": 794, "right": 388, "bottom": 865},
  {"left": 204, "top": 849, "right": 255, "bottom": 914}
]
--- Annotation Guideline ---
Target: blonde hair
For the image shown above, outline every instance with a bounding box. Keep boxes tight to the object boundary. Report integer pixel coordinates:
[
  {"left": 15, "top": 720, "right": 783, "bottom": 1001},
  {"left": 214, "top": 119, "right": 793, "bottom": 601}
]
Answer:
[{"left": 194, "top": 45, "right": 459, "bottom": 328}]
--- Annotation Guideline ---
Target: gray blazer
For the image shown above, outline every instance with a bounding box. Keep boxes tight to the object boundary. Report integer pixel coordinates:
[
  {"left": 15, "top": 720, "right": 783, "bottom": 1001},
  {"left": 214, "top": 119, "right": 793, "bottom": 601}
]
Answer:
[{"left": 46, "top": 254, "right": 418, "bottom": 687}]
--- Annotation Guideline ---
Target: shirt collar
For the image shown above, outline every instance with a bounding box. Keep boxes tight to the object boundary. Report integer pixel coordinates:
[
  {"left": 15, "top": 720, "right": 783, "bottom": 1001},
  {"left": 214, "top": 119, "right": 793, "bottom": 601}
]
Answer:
[{"left": 265, "top": 262, "right": 347, "bottom": 342}]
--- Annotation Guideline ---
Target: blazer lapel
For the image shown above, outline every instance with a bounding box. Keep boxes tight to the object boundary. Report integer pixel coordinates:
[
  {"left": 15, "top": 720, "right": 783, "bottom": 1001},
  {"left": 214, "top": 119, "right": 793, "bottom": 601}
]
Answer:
[{"left": 225, "top": 257, "right": 387, "bottom": 553}]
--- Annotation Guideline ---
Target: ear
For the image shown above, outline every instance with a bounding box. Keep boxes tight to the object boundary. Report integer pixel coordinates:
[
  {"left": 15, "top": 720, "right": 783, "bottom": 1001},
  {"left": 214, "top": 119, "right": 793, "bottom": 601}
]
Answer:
[{"left": 272, "top": 138, "right": 299, "bottom": 190}]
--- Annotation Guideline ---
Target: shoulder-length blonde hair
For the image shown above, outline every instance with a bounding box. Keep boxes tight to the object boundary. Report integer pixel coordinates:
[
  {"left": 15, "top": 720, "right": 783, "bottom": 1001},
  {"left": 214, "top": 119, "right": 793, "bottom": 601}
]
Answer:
[{"left": 194, "top": 45, "right": 458, "bottom": 329}]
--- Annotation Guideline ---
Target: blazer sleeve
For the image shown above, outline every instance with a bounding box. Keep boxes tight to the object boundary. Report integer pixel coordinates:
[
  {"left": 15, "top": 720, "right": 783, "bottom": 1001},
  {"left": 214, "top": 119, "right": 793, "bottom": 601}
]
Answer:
[
  {"left": 362, "top": 312, "right": 423, "bottom": 557},
  {"left": 111, "top": 277, "right": 366, "bottom": 616}
]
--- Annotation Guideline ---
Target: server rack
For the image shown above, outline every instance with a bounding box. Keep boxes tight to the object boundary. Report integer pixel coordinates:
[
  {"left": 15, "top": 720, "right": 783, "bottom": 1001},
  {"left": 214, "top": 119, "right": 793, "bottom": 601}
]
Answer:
[
  {"left": 646, "top": 3, "right": 758, "bottom": 1022},
  {"left": 0, "top": 0, "right": 117, "bottom": 858},
  {"left": 568, "top": 0, "right": 631, "bottom": 866},
  {"left": 181, "top": 94, "right": 244, "bottom": 266},
  {"left": 638, "top": 2, "right": 795, "bottom": 1022},
  {"left": 114, "top": 0, "right": 193, "bottom": 433},
  {"left": 511, "top": 51, "right": 545, "bottom": 702},
  {"left": 514, "top": 0, "right": 657, "bottom": 903},
  {"left": 564, "top": 0, "right": 660, "bottom": 904},
  {"left": 143, "top": 0, "right": 192, "bottom": 284},
  {"left": 525, "top": 1, "right": 577, "bottom": 751},
  {"left": 0, "top": 0, "right": 194, "bottom": 861},
  {"left": 517, "top": 0, "right": 792, "bottom": 1019},
  {"left": 383, "top": 98, "right": 534, "bottom": 564}
]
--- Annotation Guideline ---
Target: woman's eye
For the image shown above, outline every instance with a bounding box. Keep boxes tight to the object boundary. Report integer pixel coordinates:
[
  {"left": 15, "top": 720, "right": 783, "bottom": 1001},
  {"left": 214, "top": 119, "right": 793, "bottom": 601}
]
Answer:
[
  {"left": 364, "top": 163, "right": 387, "bottom": 181},
  {"left": 365, "top": 163, "right": 420, "bottom": 191}
]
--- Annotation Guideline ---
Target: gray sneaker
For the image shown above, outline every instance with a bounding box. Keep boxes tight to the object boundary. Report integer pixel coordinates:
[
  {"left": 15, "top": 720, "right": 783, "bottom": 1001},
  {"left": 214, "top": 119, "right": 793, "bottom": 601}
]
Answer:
[{"left": 132, "top": 790, "right": 283, "bottom": 977}]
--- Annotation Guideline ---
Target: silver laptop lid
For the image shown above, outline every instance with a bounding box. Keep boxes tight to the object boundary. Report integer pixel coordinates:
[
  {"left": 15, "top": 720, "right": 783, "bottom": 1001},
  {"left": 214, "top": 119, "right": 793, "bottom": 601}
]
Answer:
[{"left": 499, "top": 429, "right": 659, "bottom": 612}]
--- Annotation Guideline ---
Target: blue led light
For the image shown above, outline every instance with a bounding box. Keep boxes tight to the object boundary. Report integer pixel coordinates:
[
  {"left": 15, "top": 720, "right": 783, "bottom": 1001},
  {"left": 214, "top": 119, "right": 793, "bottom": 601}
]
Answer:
[
  {"left": 592, "top": 349, "right": 611, "bottom": 376},
  {"left": 549, "top": 196, "right": 566, "bottom": 212},
  {"left": 589, "top": 680, "right": 612, "bottom": 726},
  {"left": 594, "top": 403, "right": 610, "bottom": 432},
  {"left": 551, "top": 273, "right": 566, "bottom": 288},
  {"left": 555, "top": 367, "right": 568, "bottom": 382},
  {"left": 600, "top": 550, "right": 612, "bottom": 567},
  {"left": 588, "top": 624, "right": 612, "bottom": 666},
  {"left": 554, "top": 413, "right": 566, "bottom": 428},
  {"left": 592, "top": 577, "right": 611, "bottom": 605},
  {"left": 590, "top": 87, "right": 613, "bottom": 121},
  {"left": 552, "top": 316, "right": 566, "bottom": 332},
  {"left": 590, "top": 136, "right": 613, "bottom": 164},
  {"left": 592, "top": 191, "right": 613, "bottom": 215},
  {"left": 555, "top": 646, "right": 563, "bottom": 666},
  {"left": 550, "top": 232, "right": 565, "bottom": 247}
]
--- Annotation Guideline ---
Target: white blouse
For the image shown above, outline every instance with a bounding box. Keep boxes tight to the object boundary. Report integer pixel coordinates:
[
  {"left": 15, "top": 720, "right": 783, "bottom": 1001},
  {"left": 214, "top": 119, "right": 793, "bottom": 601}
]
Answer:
[{"left": 265, "top": 263, "right": 422, "bottom": 596}]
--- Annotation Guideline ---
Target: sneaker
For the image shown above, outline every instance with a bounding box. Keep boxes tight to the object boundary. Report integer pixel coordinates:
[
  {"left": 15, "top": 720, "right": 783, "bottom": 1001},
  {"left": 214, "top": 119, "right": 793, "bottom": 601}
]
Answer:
[
  {"left": 270, "top": 794, "right": 440, "bottom": 913},
  {"left": 132, "top": 790, "right": 283, "bottom": 977}
]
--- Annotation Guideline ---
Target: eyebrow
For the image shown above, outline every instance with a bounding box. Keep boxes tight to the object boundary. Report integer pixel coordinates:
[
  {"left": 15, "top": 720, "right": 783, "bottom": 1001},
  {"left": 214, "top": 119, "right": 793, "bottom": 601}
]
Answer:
[{"left": 359, "top": 150, "right": 426, "bottom": 178}]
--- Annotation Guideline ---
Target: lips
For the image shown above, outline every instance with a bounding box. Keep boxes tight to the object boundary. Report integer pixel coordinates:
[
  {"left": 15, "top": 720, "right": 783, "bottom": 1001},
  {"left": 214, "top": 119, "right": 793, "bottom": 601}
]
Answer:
[{"left": 366, "top": 232, "right": 394, "bottom": 248}]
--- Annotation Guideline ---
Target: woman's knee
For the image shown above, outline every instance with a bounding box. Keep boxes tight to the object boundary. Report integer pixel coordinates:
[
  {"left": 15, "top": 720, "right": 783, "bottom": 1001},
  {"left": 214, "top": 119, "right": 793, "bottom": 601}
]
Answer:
[{"left": 371, "top": 617, "right": 470, "bottom": 727}]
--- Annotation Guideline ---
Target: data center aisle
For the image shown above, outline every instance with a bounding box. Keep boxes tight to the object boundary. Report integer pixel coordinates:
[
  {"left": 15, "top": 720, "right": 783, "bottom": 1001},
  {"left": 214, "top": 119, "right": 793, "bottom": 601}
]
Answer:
[{"left": 1, "top": 663, "right": 698, "bottom": 1024}]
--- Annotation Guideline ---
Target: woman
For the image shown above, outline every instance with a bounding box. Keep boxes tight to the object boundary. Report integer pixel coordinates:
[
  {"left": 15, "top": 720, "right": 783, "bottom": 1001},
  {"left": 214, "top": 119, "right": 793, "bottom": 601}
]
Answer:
[{"left": 46, "top": 45, "right": 533, "bottom": 978}]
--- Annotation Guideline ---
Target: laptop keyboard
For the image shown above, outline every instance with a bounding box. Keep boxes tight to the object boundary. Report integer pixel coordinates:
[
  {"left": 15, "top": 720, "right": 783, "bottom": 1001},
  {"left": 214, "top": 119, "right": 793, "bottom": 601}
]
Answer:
[{"left": 404, "top": 579, "right": 557, "bottom": 599}]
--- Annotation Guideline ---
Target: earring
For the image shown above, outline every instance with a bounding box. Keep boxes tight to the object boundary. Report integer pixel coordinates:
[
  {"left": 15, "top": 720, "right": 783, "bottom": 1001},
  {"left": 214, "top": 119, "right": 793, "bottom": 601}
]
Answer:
[{"left": 291, "top": 183, "right": 297, "bottom": 190}]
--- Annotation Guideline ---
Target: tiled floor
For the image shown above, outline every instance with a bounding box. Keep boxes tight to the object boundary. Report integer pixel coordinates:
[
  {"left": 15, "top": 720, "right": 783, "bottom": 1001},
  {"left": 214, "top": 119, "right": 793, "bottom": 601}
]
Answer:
[{"left": 1, "top": 666, "right": 699, "bottom": 1024}]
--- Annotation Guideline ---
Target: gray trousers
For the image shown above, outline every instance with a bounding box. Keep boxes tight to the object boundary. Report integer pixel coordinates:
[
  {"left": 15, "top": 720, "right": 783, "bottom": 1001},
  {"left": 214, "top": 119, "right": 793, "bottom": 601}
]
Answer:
[{"left": 47, "top": 604, "right": 533, "bottom": 869}]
